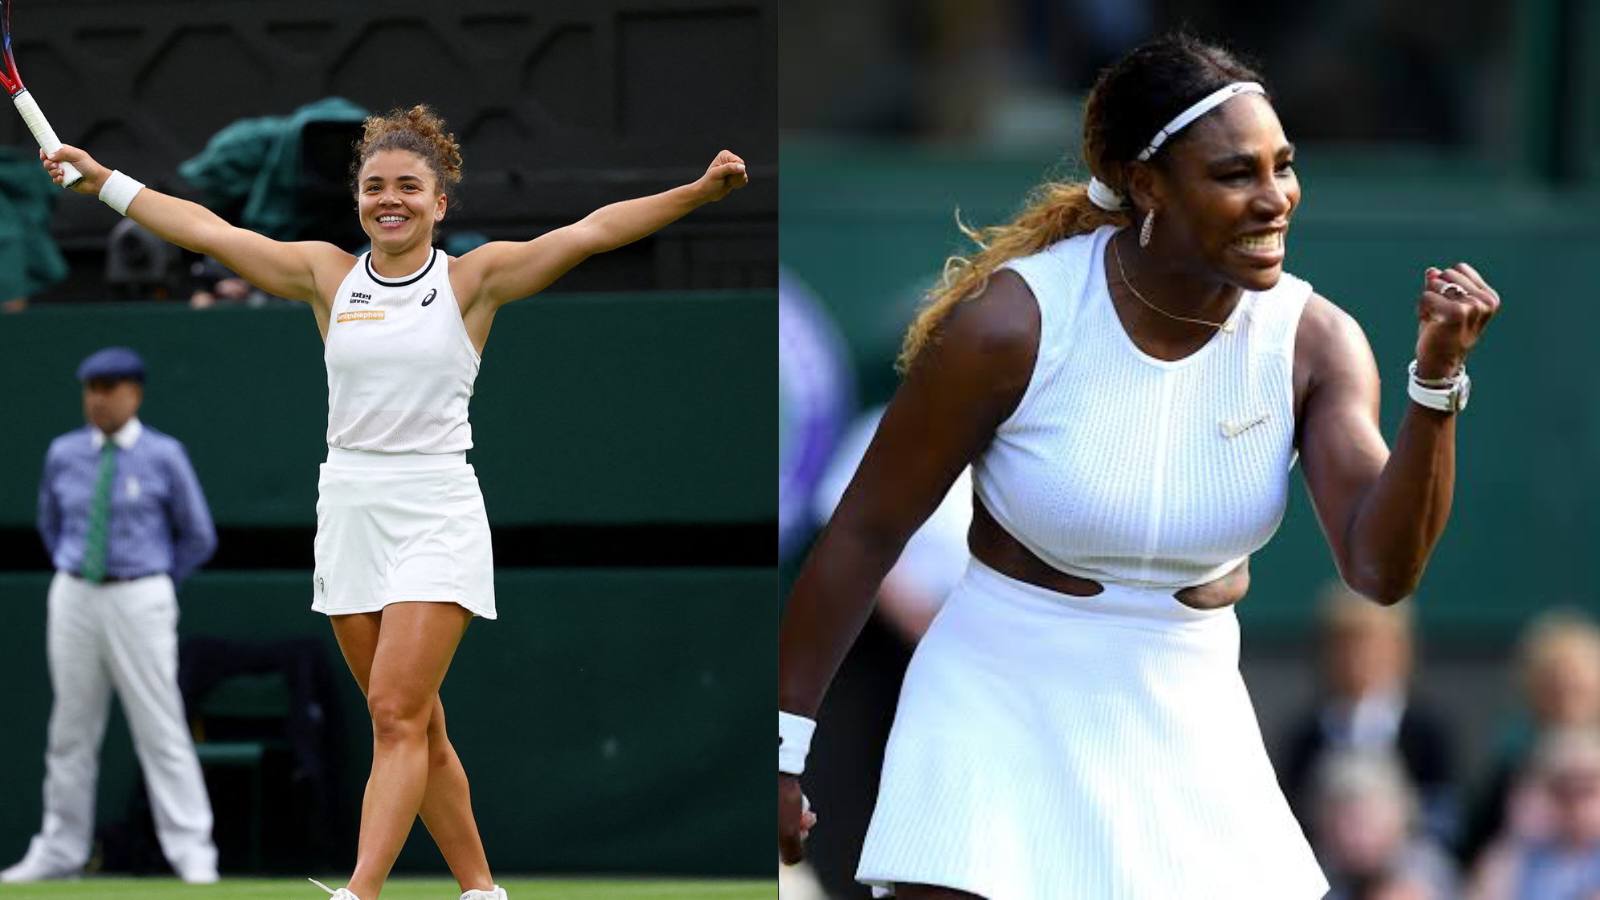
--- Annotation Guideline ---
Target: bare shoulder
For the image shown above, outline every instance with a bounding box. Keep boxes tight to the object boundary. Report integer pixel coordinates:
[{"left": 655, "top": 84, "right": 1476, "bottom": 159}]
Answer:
[
  {"left": 915, "top": 268, "right": 1040, "bottom": 373},
  {"left": 902, "top": 267, "right": 1042, "bottom": 422},
  {"left": 1296, "top": 291, "right": 1377, "bottom": 389},
  {"left": 303, "top": 241, "right": 357, "bottom": 298},
  {"left": 303, "top": 240, "right": 356, "bottom": 272},
  {"left": 447, "top": 242, "right": 508, "bottom": 309}
]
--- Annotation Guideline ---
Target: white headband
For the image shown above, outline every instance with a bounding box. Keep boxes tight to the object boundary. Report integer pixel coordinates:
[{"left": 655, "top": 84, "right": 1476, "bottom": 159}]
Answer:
[{"left": 1087, "top": 81, "right": 1267, "bottom": 211}]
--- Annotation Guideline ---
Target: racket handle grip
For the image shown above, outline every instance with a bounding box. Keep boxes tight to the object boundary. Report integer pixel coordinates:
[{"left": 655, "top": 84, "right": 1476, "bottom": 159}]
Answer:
[{"left": 13, "top": 90, "right": 82, "bottom": 187}]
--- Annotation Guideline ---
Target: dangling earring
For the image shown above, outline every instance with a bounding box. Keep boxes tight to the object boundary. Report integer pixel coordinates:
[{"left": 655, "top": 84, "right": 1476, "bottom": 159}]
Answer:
[{"left": 1139, "top": 209, "right": 1156, "bottom": 248}]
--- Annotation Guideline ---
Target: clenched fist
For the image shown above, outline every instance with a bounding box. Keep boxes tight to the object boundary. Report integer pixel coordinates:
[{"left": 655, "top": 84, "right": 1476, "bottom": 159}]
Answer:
[
  {"left": 1415, "top": 263, "right": 1501, "bottom": 380},
  {"left": 693, "top": 149, "right": 748, "bottom": 204}
]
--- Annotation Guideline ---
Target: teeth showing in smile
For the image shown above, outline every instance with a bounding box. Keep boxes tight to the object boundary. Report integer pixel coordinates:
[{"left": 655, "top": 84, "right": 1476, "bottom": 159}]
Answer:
[
  {"left": 1232, "top": 232, "right": 1282, "bottom": 253},
  {"left": 378, "top": 215, "right": 406, "bottom": 224}
]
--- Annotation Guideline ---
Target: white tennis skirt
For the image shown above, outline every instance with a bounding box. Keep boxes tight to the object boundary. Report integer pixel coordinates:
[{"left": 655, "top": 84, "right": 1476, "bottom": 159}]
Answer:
[
  {"left": 312, "top": 447, "right": 496, "bottom": 619},
  {"left": 857, "top": 560, "right": 1326, "bottom": 899}
]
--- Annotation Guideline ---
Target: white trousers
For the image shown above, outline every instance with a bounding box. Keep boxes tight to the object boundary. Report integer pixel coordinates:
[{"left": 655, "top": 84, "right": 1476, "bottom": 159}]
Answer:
[{"left": 19, "top": 573, "right": 216, "bottom": 877}]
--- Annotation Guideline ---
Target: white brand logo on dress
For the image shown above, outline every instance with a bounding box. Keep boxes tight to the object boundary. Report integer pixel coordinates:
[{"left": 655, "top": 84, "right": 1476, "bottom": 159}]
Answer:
[{"left": 1219, "top": 411, "right": 1269, "bottom": 438}]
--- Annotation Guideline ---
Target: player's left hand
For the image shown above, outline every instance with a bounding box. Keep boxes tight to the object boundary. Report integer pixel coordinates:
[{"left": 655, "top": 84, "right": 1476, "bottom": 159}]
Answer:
[
  {"left": 693, "top": 150, "right": 748, "bottom": 203},
  {"left": 1414, "top": 262, "right": 1501, "bottom": 380}
]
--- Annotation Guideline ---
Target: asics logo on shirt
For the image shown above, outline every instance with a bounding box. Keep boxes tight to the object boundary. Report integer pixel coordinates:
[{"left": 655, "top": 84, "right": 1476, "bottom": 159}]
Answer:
[{"left": 421, "top": 288, "right": 437, "bottom": 307}]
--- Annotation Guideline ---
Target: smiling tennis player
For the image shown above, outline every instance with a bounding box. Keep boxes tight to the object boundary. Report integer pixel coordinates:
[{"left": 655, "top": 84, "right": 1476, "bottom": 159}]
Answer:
[
  {"left": 44, "top": 103, "right": 748, "bottom": 900},
  {"left": 778, "top": 34, "right": 1498, "bottom": 899}
]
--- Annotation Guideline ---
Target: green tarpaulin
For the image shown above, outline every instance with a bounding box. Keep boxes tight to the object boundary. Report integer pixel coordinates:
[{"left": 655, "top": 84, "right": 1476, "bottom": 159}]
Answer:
[
  {"left": 0, "top": 146, "right": 67, "bottom": 300},
  {"left": 178, "top": 96, "right": 369, "bottom": 240}
]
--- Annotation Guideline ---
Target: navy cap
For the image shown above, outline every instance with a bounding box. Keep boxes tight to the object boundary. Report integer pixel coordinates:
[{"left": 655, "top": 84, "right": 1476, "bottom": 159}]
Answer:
[{"left": 76, "top": 347, "right": 146, "bottom": 384}]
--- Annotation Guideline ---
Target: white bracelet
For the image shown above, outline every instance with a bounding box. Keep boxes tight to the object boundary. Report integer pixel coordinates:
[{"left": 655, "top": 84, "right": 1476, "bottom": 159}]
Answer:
[
  {"left": 779, "top": 711, "right": 816, "bottom": 776},
  {"left": 98, "top": 170, "right": 145, "bottom": 216},
  {"left": 1407, "top": 359, "right": 1471, "bottom": 414}
]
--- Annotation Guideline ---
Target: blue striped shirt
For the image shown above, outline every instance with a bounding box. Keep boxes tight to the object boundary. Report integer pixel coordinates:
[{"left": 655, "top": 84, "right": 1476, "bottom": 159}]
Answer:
[{"left": 37, "top": 418, "right": 216, "bottom": 584}]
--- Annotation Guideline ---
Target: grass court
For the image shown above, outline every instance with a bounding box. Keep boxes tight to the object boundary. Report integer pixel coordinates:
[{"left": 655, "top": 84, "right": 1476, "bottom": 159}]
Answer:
[{"left": 0, "top": 877, "right": 775, "bottom": 899}]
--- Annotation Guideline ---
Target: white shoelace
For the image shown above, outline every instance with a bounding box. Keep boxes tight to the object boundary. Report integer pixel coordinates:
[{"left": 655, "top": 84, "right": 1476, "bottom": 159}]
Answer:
[{"left": 309, "top": 877, "right": 359, "bottom": 899}]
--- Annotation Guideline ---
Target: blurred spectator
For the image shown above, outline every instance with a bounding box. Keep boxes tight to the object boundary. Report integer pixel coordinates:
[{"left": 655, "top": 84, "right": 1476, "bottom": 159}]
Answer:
[
  {"left": 1462, "top": 612, "right": 1600, "bottom": 868},
  {"left": 188, "top": 256, "right": 274, "bottom": 309},
  {"left": 1312, "top": 749, "right": 1460, "bottom": 900},
  {"left": 778, "top": 268, "right": 853, "bottom": 563},
  {"left": 812, "top": 404, "right": 973, "bottom": 643},
  {"left": 1467, "top": 728, "right": 1600, "bottom": 900},
  {"left": 1281, "top": 583, "right": 1457, "bottom": 845}
]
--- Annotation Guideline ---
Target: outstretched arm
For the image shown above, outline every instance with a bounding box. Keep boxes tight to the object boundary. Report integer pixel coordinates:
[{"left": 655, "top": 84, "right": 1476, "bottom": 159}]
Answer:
[
  {"left": 1298, "top": 265, "right": 1501, "bottom": 603},
  {"left": 461, "top": 150, "right": 749, "bottom": 308},
  {"left": 42, "top": 145, "right": 349, "bottom": 305}
]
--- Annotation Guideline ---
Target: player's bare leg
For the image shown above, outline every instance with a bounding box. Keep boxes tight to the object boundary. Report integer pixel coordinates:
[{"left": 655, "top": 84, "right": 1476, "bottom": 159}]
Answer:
[
  {"left": 417, "top": 695, "right": 493, "bottom": 891},
  {"left": 330, "top": 604, "right": 491, "bottom": 898}
]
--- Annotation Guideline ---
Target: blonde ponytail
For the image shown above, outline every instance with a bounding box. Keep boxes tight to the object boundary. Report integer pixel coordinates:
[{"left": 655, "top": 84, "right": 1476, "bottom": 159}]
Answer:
[{"left": 897, "top": 182, "right": 1127, "bottom": 371}]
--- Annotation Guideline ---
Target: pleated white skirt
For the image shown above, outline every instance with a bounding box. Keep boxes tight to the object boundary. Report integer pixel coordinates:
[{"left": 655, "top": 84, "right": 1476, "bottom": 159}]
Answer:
[
  {"left": 856, "top": 560, "right": 1326, "bottom": 899},
  {"left": 312, "top": 448, "right": 496, "bottom": 619}
]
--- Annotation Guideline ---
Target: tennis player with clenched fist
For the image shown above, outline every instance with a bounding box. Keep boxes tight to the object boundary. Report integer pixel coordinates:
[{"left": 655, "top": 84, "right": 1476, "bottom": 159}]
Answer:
[{"left": 778, "top": 34, "right": 1498, "bottom": 900}]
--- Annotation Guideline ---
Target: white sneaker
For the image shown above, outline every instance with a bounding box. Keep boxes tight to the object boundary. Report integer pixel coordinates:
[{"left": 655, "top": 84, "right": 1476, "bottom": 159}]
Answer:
[
  {"left": 175, "top": 860, "right": 219, "bottom": 884},
  {"left": 0, "top": 856, "right": 78, "bottom": 883},
  {"left": 308, "top": 876, "right": 363, "bottom": 899},
  {"left": 461, "top": 887, "right": 508, "bottom": 900}
]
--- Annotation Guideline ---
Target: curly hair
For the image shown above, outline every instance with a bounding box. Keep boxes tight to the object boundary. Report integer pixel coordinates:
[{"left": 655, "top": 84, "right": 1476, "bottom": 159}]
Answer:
[
  {"left": 898, "top": 34, "right": 1266, "bottom": 371},
  {"left": 351, "top": 103, "right": 463, "bottom": 195}
]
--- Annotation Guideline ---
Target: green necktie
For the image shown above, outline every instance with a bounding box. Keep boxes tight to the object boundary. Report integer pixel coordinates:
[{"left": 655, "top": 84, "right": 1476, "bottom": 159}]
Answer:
[{"left": 79, "top": 441, "right": 118, "bottom": 583}]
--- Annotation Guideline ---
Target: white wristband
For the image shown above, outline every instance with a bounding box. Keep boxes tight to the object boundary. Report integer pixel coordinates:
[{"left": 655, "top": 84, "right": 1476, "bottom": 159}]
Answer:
[
  {"left": 779, "top": 711, "right": 816, "bottom": 776},
  {"left": 98, "top": 170, "right": 145, "bottom": 216}
]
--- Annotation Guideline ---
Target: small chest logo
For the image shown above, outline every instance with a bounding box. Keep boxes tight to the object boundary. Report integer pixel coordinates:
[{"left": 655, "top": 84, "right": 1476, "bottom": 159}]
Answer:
[
  {"left": 421, "top": 288, "right": 437, "bottom": 307},
  {"left": 1220, "top": 411, "right": 1270, "bottom": 439},
  {"left": 349, "top": 291, "right": 372, "bottom": 305}
]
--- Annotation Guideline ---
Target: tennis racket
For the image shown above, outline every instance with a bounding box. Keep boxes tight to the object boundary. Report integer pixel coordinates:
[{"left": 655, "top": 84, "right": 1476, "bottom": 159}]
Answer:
[{"left": 1, "top": 0, "right": 80, "bottom": 187}]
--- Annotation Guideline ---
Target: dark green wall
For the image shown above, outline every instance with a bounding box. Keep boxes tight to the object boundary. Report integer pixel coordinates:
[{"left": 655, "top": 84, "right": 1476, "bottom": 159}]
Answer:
[
  {"left": 781, "top": 139, "right": 1600, "bottom": 642},
  {"left": 0, "top": 291, "right": 775, "bottom": 875},
  {"left": 0, "top": 293, "right": 772, "bottom": 526},
  {"left": 0, "top": 569, "right": 773, "bottom": 876}
]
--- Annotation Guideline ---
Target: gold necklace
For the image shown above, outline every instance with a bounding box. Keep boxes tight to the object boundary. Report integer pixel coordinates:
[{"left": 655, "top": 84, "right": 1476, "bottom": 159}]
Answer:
[{"left": 1112, "top": 236, "right": 1235, "bottom": 333}]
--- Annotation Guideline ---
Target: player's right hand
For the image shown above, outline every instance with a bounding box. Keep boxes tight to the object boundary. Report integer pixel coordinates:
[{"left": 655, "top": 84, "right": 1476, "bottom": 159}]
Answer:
[
  {"left": 40, "top": 144, "right": 106, "bottom": 195},
  {"left": 779, "top": 773, "right": 818, "bottom": 865}
]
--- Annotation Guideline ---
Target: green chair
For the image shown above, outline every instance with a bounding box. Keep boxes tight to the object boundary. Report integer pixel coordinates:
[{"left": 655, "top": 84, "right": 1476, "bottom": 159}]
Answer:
[{"left": 190, "top": 673, "right": 292, "bottom": 872}]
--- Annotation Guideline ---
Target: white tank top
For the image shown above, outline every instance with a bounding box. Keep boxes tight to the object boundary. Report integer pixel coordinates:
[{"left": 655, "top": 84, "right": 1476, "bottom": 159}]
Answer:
[
  {"left": 973, "top": 225, "right": 1311, "bottom": 589},
  {"left": 324, "top": 248, "right": 481, "bottom": 453}
]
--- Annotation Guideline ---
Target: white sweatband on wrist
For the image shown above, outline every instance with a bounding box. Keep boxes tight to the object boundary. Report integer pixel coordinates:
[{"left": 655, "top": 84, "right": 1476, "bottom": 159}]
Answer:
[
  {"left": 98, "top": 170, "right": 145, "bottom": 216},
  {"left": 779, "top": 711, "right": 816, "bottom": 775}
]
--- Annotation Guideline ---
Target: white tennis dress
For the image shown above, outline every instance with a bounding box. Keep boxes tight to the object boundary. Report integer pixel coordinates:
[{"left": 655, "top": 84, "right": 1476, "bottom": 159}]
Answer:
[
  {"left": 856, "top": 225, "right": 1328, "bottom": 898},
  {"left": 312, "top": 248, "right": 496, "bottom": 619}
]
